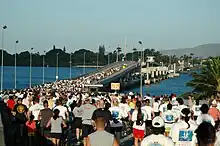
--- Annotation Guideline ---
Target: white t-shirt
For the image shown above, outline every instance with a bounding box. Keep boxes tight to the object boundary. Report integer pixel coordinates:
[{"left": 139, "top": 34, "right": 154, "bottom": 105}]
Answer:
[
  {"left": 192, "top": 105, "right": 201, "bottom": 116},
  {"left": 119, "top": 103, "right": 131, "bottom": 118},
  {"left": 142, "top": 105, "right": 153, "bottom": 120},
  {"left": 141, "top": 134, "right": 175, "bottom": 146},
  {"left": 132, "top": 109, "right": 148, "bottom": 130},
  {"left": 169, "top": 120, "right": 198, "bottom": 146},
  {"left": 196, "top": 114, "right": 215, "bottom": 126},
  {"left": 109, "top": 106, "right": 123, "bottom": 127},
  {"left": 159, "top": 103, "right": 168, "bottom": 114},
  {"left": 153, "top": 102, "right": 159, "bottom": 112},
  {"left": 53, "top": 105, "right": 68, "bottom": 120},
  {"left": 215, "top": 131, "right": 220, "bottom": 146},
  {"left": 29, "top": 103, "right": 44, "bottom": 120},
  {"left": 162, "top": 110, "right": 177, "bottom": 129}
]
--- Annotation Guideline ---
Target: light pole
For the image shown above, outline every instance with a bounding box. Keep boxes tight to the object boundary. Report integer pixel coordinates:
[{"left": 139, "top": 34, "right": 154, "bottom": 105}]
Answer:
[
  {"left": 69, "top": 53, "right": 72, "bottom": 78},
  {"left": 14, "top": 40, "right": 19, "bottom": 89},
  {"left": 138, "top": 41, "right": 144, "bottom": 98},
  {"left": 42, "top": 51, "right": 46, "bottom": 84},
  {"left": 1, "top": 25, "right": 7, "bottom": 91},
  {"left": 96, "top": 53, "right": 99, "bottom": 69},
  {"left": 83, "top": 52, "right": 86, "bottom": 74},
  {"left": 29, "top": 48, "right": 33, "bottom": 88},
  {"left": 56, "top": 53, "right": 59, "bottom": 80},
  {"left": 108, "top": 46, "right": 110, "bottom": 65}
]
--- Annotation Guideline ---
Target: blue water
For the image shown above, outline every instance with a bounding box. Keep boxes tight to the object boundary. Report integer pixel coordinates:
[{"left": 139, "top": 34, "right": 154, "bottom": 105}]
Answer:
[
  {"left": 125, "top": 73, "right": 193, "bottom": 96},
  {"left": 1, "top": 66, "right": 95, "bottom": 89},
  {"left": 1, "top": 66, "right": 193, "bottom": 96}
]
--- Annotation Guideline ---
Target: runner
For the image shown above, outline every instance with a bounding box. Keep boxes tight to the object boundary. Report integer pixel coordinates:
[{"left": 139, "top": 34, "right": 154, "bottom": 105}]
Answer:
[
  {"left": 196, "top": 104, "right": 215, "bottom": 126},
  {"left": 153, "top": 97, "right": 160, "bottom": 116},
  {"left": 141, "top": 116, "right": 174, "bottom": 146},
  {"left": 191, "top": 99, "right": 201, "bottom": 120},
  {"left": 132, "top": 100, "right": 147, "bottom": 146},
  {"left": 208, "top": 99, "right": 220, "bottom": 129},
  {"left": 169, "top": 108, "right": 198, "bottom": 146}
]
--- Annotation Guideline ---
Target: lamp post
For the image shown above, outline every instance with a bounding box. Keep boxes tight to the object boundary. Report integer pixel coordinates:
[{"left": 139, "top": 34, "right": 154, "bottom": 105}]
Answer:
[
  {"left": 69, "top": 53, "right": 72, "bottom": 78},
  {"left": 56, "top": 53, "right": 59, "bottom": 80},
  {"left": 14, "top": 40, "right": 19, "bottom": 89},
  {"left": 96, "top": 53, "right": 99, "bottom": 69},
  {"left": 42, "top": 51, "right": 46, "bottom": 84},
  {"left": 138, "top": 41, "right": 143, "bottom": 98},
  {"left": 29, "top": 48, "right": 33, "bottom": 88},
  {"left": 1, "top": 25, "right": 7, "bottom": 91},
  {"left": 83, "top": 52, "right": 86, "bottom": 74},
  {"left": 108, "top": 46, "right": 110, "bottom": 65}
]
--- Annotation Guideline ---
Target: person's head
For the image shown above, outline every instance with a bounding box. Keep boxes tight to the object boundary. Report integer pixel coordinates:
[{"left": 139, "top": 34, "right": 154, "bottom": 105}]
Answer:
[
  {"left": 84, "top": 97, "right": 90, "bottom": 104},
  {"left": 211, "top": 100, "right": 217, "bottom": 107},
  {"left": 34, "top": 98, "right": 39, "bottom": 104},
  {"left": 53, "top": 109, "right": 60, "bottom": 120},
  {"left": 152, "top": 116, "right": 165, "bottom": 135},
  {"left": 144, "top": 99, "right": 150, "bottom": 106},
  {"left": 17, "top": 98, "right": 23, "bottom": 104},
  {"left": 180, "top": 108, "right": 191, "bottom": 129},
  {"left": 29, "top": 115, "right": 35, "bottom": 121},
  {"left": 56, "top": 99, "right": 62, "bottom": 106},
  {"left": 167, "top": 103, "right": 172, "bottom": 110},
  {"left": 105, "top": 102, "right": 111, "bottom": 110},
  {"left": 9, "top": 95, "right": 14, "bottom": 100},
  {"left": 121, "top": 96, "right": 127, "bottom": 104},
  {"left": 43, "top": 100, "right": 49, "bottom": 108},
  {"left": 112, "top": 98, "right": 119, "bottom": 106},
  {"left": 177, "top": 98, "right": 184, "bottom": 105},
  {"left": 200, "top": 104, "right": 209, "bottom": 114},
  {"left": 94, "top": 117, "right": 106, "bottom": 129},
  {"left": 99, "top": 99, "right": 105, "bottom": 108},
  {"left": 195, "top": 122, "right": 216, "bottom": 146},
  {"left": 155, "top": 98, "right": 159, "bottom": 103}
]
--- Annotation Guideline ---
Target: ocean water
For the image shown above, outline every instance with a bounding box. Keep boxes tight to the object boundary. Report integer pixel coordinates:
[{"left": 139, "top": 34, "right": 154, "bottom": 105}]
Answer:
[{"left": 1, "top": 66, "right": 193, "bottom": 96}]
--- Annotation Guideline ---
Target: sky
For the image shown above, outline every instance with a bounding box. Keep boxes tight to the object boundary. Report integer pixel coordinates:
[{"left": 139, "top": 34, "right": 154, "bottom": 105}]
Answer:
[{"left": 1, "top": 0, "right": 220, "bottom": 54}]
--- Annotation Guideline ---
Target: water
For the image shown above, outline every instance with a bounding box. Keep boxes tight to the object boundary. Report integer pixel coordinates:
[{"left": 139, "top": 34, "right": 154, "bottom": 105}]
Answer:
[
  {"left": 1, "top": 66, "right": 193, "bottom": 96},
  {"left": 1, "top": 66, "right": 95, "bottom": 89},
  {"left": 125, "top": 73, "right": 193, "bottom": 96}
]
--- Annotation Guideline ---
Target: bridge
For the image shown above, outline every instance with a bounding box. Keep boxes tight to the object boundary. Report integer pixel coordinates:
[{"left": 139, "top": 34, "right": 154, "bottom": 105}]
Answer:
[{"left": 75, "top": 60, "right": 169, "bottom": 92}]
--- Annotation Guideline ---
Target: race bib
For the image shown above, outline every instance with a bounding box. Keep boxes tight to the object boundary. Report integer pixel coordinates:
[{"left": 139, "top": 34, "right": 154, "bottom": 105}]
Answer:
[
  {"left": 112, "top": 111, "right": 119, "bottom": 123},
  {"left": 165, "top": 115, "right": 174, "bottom": 122},
  {"left": 195, "top": 107, "right": 200, "bottom": 111},
  {"left": 148, "top": 142, "right": 163, "bottom": 146},
  {"left": 178, "top": 129, "right": 193, "bottom": 145}
]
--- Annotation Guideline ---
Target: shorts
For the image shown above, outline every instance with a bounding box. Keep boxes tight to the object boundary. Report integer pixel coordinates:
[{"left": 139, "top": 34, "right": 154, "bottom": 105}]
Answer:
[
  {"left": 50, "top": 133, "right": 62, "bottom": 139},
  {"left": 82, "top": 124, "right": 94, "bottom": 138},
  {"left": 74, "top": 117, "right": 82, "bottom": 129},
  {"left": 133, "top": 128, "right": 144, "bottom": 139}
]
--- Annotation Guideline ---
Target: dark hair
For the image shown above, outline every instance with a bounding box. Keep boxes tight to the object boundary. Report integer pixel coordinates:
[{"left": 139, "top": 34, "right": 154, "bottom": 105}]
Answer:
[
  {"left": 105, "top": 102, "right": 111, "bottom": 110},
  {"left": 155, "top": 98, "right": 159, "bottom": 102},
  {"left": 29, "top": 115, "right": 35, "bottom": 124},
  {"left": 181, "top": 108, "right": 191, "bottom": 129},
  {"left": 136, "top": 101, "right": 143, "bottom": 126},
  {"left": 195, "top": 122, "right": 216, "bottom": 145},
  {"left": 177, "top": 98, "right": 184, "bottom": 105},
  {"left": 167, "top": 103, "right": 172, "bottom": 110},
  {"left": 53, "top": 109, "right": 60, "bottom": 120},
  {"left": 77, "top": 100, "right": 82, "bottom": 107},
  {"left": 195, "top": 100, "right": 200, "bottom": 105},
  {"left": 152, "top": 127, "right": 165, "bottom": 135},
  {"left": 43, "top": 100, "right": 48, "bottom": 105},
  {"left": 121, "top": 96, "right": 127, "bottom": 104},
  {"left": 200, "top": 104, "right": 209, "bottom": 114}
]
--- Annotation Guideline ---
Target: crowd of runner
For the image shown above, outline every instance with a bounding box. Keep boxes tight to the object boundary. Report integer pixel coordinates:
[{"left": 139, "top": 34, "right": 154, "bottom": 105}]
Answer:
[{"left": 1, "top": 90, "right": 220, "bottom": 146}]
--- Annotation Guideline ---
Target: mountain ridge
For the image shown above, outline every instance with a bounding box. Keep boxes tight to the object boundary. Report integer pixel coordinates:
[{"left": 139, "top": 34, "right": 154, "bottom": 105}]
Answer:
[{"left": 160, "top": 43, "right": 220, "bottom": 57}]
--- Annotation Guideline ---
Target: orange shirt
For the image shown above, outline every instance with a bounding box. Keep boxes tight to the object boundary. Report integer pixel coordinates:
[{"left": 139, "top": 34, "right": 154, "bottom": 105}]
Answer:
[{"left": 208, "top": 107, "right": 220, "bottom": 122}]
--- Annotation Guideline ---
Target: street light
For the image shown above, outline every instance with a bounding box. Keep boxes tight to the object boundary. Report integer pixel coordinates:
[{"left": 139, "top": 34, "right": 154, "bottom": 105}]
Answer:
[
  {"left": 42, "top": 51, "right": 46, "bottom": 84},
  {"left": 56, "top": 53, "right": 59, "bottom": 80},
  {"left": 1, "top": 25, "right": 7, "bottom": 91},
  {"left": 69, "top": 53, "right": 72, "bottom": 78},
  {"left": 138, "top": 41, "right": 143, "bottom": 98},
  {"left": 96, "top": 52, "right": 99, "bottom": 69},
  {"left": 14, "top": 40, "right": 19, "bottom": 89},
  {"left": 83, "top": 52, "right": 86, "bottom": 74},
  {"left": 29, "top": 48, "right": 33, "bottom": 88}
]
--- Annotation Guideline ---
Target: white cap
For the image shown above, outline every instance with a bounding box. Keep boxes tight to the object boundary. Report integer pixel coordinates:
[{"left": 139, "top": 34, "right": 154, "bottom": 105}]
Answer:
[
  {"left": 152, "top": 116, "right": 165, "bottom": 128},
  {"left": 129, "top": 92, "right": 134, "bottom": 96},
  {"left": 212, "top": 100, "right": 217, "bottom": 105}
]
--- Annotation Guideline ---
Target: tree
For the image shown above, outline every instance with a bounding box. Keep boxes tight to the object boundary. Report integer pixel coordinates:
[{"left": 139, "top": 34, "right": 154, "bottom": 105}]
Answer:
[{"left": 187, "top": 57, "right": 220, "bottom": 99}]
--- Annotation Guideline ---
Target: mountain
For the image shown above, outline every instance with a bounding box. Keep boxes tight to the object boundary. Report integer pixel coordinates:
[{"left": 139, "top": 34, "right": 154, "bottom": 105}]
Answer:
[{"left": 160, "top": 43, "right": 220, "bottom": 57}]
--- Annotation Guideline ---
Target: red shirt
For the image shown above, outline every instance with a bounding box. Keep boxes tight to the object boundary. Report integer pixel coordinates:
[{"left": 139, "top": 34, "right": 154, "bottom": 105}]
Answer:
[{"left": 7, "top": 99, "right": 15, "bottom": 110}]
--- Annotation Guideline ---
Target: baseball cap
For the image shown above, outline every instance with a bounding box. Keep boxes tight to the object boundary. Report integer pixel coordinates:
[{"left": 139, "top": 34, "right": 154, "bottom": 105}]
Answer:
[{"left": 152, "top": 116, "right": 165, "bottom": 128}]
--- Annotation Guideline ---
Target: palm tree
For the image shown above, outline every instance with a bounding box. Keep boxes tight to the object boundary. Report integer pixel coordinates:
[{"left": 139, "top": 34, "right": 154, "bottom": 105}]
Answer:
[{"left": 187, "top": 57, "right": 220, "bottom": 99}]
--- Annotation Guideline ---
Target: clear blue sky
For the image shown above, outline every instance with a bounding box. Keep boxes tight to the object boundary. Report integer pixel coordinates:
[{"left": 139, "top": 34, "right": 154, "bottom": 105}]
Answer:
[{"left": 1, "top": 0, "right": 220, "bottom": 54}]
